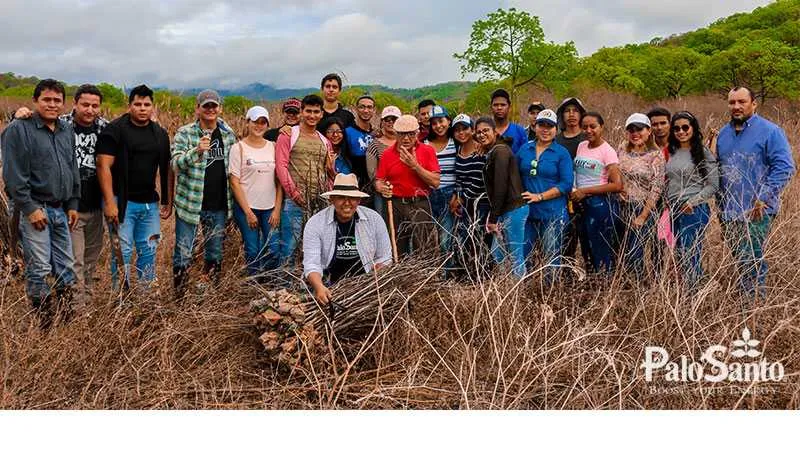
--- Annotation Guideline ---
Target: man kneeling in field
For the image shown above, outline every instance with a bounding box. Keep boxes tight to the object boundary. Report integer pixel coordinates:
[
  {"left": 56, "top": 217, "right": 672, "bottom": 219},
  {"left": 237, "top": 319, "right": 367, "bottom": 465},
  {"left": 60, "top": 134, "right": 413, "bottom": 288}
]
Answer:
[{"left": 302, "top": 173, "right": 392, "bottom": 305}]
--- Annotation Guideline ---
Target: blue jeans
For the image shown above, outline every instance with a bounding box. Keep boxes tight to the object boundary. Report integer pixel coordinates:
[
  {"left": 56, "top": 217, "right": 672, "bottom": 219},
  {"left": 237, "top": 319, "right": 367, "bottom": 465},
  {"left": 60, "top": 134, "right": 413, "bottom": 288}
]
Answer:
[
  {"left": 524, "top": 215, "right": 566, "bottom": 283},
  {"left": 671, "top": 203, "right": 710, "bottom": 288},
  {"left": 580, "top": 195, "right": 620, "bottom": 273},
  {"left": 233, "top": 204, "right": 281, "bottom": 275},
  {"left": 280, "top": 199, "right": 304, "bottom": 263},
  {"left": 429, "top": 186, "right": 456, "bottom": 256},
  {"left": 110, "top": 201, "right": 161, "bottom": 288},
  {"left": 721, "top": 215, "right": 773, "bottom": 299},
  {"left": 173, "top": 210, "right": 226, "bottom": 270},
  {"left": 16, "top": 204, "right": 76, "bottom": 303},
  {"left": 618, "top": 201, "right": 657, "bottom": 279},
  {"left": 491, "top": 205, "right": 528, "bottom": 278}
]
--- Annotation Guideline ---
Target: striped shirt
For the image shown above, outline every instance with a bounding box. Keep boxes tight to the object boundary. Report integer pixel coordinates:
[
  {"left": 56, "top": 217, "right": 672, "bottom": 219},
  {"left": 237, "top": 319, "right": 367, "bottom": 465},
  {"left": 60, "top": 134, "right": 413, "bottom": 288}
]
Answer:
[
  {"left": 454, "top": 151, "right": 487, "bottom": 200},
  {"left": 425, "top": 137, "right": 457, "bottom": 188}
]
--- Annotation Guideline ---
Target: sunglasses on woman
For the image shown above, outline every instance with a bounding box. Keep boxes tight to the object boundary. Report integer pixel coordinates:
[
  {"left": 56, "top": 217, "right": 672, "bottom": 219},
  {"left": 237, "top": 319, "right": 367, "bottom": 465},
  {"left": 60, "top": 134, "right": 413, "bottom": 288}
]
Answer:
[
  {"left": 672, "top": 124, "right": 691, "bottom": 133},
  {"left": 529, "top": 159, "right": 538, "bottom": 177}
]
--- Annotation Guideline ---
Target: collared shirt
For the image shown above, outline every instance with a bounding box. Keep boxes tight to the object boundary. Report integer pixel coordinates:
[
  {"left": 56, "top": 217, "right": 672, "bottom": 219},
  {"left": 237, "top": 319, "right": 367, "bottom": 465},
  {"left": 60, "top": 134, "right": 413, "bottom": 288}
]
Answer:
[
  {"left": 172, "top": 119, "right": 237, "bottom": 225},
  {"left": 302, "top": 205, "right": 393, "bottom": 280},
  {"left": 716, "top": 114, "right": 795, "bottom": 221},
  {"left": 375, "top": 143, "right": 441, "bottom": 197},
  {"left": 517, "top": 141, "right": 573, "bottom": 221},
  {"left": 1, "top": 113, "right": 80, "bottom": 215}
]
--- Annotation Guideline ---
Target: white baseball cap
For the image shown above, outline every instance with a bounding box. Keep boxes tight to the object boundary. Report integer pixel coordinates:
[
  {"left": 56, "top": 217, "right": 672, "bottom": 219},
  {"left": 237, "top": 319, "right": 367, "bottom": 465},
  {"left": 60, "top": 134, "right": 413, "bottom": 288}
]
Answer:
[
  {"left": 245, "top": 105, "right": 270, "bottom": 122},
  {"left": 535, "top": 109, "right": 558, "bottom": 126},
  {"left": 451, "top": 113, "right": 473, "bottom": 128},
  {"left": 625, "top": 113, "right": 651, "bottom": 129}
]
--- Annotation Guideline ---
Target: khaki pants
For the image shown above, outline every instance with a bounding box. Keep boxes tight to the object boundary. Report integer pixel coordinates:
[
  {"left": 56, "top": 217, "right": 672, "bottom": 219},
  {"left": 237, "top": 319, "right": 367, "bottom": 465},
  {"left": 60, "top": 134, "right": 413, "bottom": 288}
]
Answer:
[
  {"left": 387, "top": 197, "right": 438, "bottom": 257},
  {"left": 71, "top": 209, "right": 105, "bottom": 300}
]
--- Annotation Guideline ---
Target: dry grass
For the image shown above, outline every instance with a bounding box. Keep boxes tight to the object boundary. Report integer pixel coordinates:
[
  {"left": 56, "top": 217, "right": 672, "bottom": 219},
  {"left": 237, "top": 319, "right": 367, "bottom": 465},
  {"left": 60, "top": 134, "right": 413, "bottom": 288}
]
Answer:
[{"left": 1, "top": 91, "right": 800, "bottom": 409}]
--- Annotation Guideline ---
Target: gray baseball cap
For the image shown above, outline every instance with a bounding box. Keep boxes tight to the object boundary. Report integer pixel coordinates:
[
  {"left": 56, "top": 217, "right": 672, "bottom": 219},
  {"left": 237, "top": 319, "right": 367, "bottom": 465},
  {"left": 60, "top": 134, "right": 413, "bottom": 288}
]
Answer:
[{"left": 196, "top": 89, "right": 221, "bottom": 107}]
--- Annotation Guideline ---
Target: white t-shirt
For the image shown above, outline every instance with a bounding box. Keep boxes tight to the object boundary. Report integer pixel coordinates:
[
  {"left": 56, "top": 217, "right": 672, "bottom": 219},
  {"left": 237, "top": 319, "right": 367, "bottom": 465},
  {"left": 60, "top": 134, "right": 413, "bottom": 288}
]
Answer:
[{"left": 228, "top": 140, "right": 277, "bottom": 210}]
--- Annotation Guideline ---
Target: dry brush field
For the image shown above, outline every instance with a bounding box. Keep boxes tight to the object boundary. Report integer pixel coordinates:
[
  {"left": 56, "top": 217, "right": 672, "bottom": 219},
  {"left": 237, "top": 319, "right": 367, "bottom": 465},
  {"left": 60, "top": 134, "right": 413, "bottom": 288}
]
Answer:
[{"left": 1, "top": 91, "right": 800, "bottom": 409}]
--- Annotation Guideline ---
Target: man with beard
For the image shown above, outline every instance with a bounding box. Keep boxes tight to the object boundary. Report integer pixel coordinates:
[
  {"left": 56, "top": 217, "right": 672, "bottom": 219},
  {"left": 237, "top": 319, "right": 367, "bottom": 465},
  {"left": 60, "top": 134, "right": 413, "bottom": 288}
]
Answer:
[
  {"left": 647, "top": 107, "right": 671, "bottom": 150},
  {"left": 96, "top": 84, "right": 173, "bottom": 291},
  {"left": 344, "top": 95, "right": 375, "bottom": 190},
  {"left": 716, "top": 86, "right": 794, "bottom": 300}
]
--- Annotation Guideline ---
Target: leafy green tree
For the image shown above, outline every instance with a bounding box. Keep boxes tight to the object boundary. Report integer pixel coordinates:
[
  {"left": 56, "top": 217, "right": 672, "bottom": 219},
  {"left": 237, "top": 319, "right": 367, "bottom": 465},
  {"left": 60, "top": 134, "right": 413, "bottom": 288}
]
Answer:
[
  {"left": 96, "top": 83, "right": 126, "bottom": 108},
  {"left": 453, "top": 8, "right": 578, "bottom": 95},
  {"left": 222, "top": 95, "right": 254, "bottom": 117},
  {"left": 636, "top": 46, "right": 707, "bottom": 99},
  {"left": 700, "top": 38, "right": 800, "bottom": 101}
]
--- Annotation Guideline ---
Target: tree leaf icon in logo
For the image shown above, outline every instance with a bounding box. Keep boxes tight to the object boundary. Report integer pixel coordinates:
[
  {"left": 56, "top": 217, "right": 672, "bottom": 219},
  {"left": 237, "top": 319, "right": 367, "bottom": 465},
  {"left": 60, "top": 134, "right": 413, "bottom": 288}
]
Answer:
[
  {"left": 742, "top": 327, "right": 752, "bottom": 342},
  {"left": 731, "top": 349, "right": 747, "bottom": 358},
  {"left": 733, "top": 339, "right": 747, "bottom": 347},
  {"left": 747, "top": 349, "right": 762, "bottom": 358}
]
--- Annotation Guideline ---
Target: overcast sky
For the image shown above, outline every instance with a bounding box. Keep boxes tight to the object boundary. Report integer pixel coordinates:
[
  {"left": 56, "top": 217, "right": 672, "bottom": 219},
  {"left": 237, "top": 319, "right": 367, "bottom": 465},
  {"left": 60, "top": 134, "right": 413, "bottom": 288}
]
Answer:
[{"left": 0, "top": 0, "right": 772, "bottom": 90}]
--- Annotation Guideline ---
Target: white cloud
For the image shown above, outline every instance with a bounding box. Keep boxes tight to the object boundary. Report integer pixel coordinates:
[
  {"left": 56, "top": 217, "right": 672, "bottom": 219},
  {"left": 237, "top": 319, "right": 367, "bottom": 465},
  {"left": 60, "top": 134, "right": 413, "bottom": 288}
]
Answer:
[{"left": 0, "top": 0, "right": 774, "bottom": 89}]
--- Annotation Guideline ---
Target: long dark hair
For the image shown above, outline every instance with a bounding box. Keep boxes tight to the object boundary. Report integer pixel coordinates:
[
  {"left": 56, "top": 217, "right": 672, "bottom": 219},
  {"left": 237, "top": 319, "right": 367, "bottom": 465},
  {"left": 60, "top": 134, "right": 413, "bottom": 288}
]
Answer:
[
  {"left": 319, "top": 117, "right": 353, "bottom": 171},
  {"left": 668, "top": 111, "right": 706, "bottom": 178},
  {"left": 475, "top": 116, "right": 513, "bottom": 148}
]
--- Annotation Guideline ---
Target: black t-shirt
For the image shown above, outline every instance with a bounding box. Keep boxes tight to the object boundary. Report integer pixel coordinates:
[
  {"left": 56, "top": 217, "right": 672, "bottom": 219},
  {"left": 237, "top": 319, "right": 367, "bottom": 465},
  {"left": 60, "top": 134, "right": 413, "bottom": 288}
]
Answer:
[
  {"left": 74, "top": 122, "right": 102, "bottom": 211},
  {"left": 325, "top": 216, "right": 365, "bottom": 283},
  {"left": 94, "top": 123, "right": 160, "bottom": 203},
  {"left": 264, "top": 127, "right": 280, "bottom": 143},
  {"left": 319, "top": 104, "right": 355, "bottom": 130},
  {"left": 202, "top": 127, "right": 228, "bottom": 211},
  {"left": 555, "top": 132, "right": 586, "bottom": 159}
]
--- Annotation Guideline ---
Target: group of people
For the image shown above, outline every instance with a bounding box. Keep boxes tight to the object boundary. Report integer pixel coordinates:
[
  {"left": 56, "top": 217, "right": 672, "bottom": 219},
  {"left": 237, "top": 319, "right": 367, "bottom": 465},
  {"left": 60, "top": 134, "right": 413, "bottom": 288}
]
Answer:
[{"left": 0, "top": 72, "right": 794, "bottom": 327}]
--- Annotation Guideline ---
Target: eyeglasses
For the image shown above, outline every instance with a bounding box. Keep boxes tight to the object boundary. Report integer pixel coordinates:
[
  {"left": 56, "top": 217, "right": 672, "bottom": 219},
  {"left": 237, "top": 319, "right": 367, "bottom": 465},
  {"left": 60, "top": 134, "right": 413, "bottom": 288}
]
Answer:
[
  {"left": 201, "top": 103, "right": 219, "bottom": 110},
  {"left": 529, "top": 159, "right": 539, "bottom": 177},
  {"left": 326, "top": 129, "right": 343, "bottom": 136},
  {"left": 357, "top": 104, "right": 375, "bottom": 110},
  {"left": 626, "top": 126, "right": 646, "bottom": 133},
  {"left": 672, "top": 124, "right": 691, "bottom": 133},
  {"left": 397, "top": 131, "right": 417, "bottom": 139},
  {"left": 382, "top": 116, "right": 398, "bottom": 123}
]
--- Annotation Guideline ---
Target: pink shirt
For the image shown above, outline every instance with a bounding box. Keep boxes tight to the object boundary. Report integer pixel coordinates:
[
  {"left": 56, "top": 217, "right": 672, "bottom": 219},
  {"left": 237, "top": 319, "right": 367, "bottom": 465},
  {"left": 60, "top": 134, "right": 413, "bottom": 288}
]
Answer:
[
  {"left": 574, "top": 141, "right": 619, "bottom": 188},
  {"left": 229, "top": 140, "right": 277, "bottom": 210}
]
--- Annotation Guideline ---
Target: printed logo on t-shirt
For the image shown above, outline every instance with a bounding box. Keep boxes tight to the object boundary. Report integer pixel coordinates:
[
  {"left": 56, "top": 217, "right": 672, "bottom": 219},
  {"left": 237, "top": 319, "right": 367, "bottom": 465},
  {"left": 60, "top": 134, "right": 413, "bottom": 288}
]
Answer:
[
  {"left": 358, "top": 134, "right": 373, "bottom": 153},
  {"left": 206, "top": 138, "right": 225, "bottom": 168},
  {"left": 336, "top": 237, "right": 358, "bottom": 259},
  {"left": 574, "top": 156, "right": 604, "bottom": 188},
  {"left": 75, "top": 131, "right": 98, "bottom": 173}
]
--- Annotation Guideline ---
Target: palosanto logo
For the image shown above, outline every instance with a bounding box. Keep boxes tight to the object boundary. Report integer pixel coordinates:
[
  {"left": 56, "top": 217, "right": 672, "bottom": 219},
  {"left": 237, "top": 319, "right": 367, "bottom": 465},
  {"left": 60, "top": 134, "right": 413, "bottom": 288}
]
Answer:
[{"left": 642, "top": 327, "right": 785, "bottom": 383}]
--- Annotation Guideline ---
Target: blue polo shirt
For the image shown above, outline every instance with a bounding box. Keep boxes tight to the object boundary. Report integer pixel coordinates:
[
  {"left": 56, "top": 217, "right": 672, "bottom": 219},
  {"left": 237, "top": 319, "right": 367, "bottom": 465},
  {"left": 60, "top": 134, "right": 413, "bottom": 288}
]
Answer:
[
  {"left": 517, "top": 141, "right": 573, "bottom": 221},
  {"left": 716, "top": 114, "right": 795, "bottom": 221}
]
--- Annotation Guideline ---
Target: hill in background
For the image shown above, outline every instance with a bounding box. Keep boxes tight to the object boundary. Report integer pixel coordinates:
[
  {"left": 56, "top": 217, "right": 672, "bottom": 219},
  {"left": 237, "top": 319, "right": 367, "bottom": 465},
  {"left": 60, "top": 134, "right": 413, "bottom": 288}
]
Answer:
[{"left": 2, "top": 0, "right": 798, "bottom": 111}]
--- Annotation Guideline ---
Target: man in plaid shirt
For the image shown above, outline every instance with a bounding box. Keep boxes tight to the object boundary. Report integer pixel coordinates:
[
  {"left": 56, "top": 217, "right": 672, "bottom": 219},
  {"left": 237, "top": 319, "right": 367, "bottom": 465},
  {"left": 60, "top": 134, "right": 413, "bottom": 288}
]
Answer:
[{"left": 171, "top": 89, "right": 236, "bottom": 298}]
